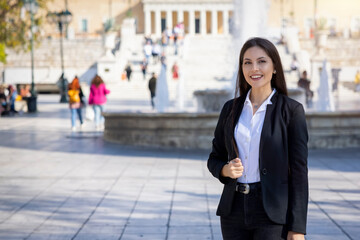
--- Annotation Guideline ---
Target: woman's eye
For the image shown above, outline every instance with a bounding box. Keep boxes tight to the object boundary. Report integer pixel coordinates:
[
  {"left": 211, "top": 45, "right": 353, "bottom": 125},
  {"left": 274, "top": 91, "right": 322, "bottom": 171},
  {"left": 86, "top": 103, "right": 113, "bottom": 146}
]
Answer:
[
  {"left": 244, "top": 62, "right": 251, "bottom": 65},
  {"left": 259, "top": 60, "right": 266, "bottom": 63}
]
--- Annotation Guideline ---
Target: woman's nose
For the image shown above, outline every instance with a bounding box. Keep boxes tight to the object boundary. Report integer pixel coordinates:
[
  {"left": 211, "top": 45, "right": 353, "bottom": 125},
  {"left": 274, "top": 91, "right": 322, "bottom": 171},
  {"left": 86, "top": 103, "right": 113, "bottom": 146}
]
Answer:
[{"left": 251, "top": 63, "right": 259, "bottom": 71}]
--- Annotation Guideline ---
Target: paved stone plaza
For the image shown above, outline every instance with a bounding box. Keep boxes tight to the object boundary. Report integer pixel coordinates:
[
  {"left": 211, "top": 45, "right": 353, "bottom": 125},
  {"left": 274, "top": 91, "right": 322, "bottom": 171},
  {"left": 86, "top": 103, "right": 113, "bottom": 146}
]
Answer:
[{"left": 0, "top": 95, "right": 359, "bottom": 240}]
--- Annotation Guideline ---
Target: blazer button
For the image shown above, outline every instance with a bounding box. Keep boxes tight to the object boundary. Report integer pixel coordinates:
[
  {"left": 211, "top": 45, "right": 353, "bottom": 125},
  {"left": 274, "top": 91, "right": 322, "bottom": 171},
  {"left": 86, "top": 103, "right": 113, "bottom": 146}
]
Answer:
[{"left": 262, "top": 168, "right": 267, "bottom": 175}]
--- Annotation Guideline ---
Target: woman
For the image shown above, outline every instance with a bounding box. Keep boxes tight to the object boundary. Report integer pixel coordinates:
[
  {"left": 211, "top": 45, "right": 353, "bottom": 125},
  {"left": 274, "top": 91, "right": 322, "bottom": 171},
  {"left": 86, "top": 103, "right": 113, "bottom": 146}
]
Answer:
[
  {"left": 208, "top": 38, "right": 308, "bottom": 240},
  {"left": 68, "top": 76, "right": 84, "bottom": 131},
  {"left": 88, "top": 75, "right": 110, "bottom": 130}
]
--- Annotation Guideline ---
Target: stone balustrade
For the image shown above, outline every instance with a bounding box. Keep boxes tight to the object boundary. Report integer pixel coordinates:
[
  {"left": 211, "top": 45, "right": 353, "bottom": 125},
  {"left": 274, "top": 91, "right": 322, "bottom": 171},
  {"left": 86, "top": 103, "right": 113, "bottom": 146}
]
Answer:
[{"left": 306, "top": 111, "right": 360, "bottom": 148}]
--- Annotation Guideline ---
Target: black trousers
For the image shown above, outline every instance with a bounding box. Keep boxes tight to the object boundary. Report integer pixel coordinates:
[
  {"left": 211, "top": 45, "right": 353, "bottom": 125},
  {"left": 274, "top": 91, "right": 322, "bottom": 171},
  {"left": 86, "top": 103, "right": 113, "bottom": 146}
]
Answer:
[{"left": 220, "top": 183, "right": 287, "bottom": 240}]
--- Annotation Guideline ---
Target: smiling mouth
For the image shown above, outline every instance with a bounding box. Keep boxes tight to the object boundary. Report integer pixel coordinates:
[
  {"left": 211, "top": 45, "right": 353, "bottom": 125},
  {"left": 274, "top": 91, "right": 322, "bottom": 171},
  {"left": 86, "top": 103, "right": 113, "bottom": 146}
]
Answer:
[{"left": 250, "top": 75, "right": 263, "bottom": 80}]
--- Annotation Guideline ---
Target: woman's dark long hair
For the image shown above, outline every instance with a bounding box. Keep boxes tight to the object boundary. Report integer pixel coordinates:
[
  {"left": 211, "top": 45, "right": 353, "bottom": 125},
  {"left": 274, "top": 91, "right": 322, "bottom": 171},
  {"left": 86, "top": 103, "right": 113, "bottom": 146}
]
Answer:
[{"left": 229, "top": 37, "right": 288, "bottom": 157}]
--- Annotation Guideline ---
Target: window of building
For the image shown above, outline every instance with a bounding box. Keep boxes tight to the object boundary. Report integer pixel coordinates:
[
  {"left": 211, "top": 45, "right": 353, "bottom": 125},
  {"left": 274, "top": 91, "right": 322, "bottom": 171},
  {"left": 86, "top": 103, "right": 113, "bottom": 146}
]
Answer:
[{"left": 81, "top": 19, "right": 88, "bottom": 32}]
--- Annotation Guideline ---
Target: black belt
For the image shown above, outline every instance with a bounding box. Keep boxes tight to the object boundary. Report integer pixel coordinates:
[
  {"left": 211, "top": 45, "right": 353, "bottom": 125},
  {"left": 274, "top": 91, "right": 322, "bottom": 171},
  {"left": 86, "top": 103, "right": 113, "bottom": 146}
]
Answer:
[{"left": 235, "top": 182, "right": 261, "bottom": 194}]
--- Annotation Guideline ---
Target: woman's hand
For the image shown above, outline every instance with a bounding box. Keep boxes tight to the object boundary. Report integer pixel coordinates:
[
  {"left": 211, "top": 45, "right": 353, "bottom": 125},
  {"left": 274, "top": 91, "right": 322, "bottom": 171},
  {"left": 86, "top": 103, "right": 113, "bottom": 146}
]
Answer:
[
  {"left": 287, "top": 231, "right": 305, "bottom": 240},
  {"left": 221, "top": 158, "right": 244, "bottom": 179}
]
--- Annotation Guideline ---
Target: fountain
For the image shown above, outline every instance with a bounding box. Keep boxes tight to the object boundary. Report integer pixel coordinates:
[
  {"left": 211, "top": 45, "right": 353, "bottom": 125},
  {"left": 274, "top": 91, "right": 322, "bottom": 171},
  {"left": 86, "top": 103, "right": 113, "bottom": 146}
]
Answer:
[
  {"left": 194, "top": 0, "right": 305, "bottom": 112},
  {"left": 103, "top": 1, "right": 360, "bottom": 149}
]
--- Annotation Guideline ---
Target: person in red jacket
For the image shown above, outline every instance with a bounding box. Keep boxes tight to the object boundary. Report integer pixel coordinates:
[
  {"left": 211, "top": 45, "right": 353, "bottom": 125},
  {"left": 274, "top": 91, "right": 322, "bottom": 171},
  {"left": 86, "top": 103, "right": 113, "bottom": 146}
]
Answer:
[
  {"left": 88, "top": 75, "right": 110, "bottom": 130},
  {"left": 172, "top": 62, "right": 179, "bottom": 80}
]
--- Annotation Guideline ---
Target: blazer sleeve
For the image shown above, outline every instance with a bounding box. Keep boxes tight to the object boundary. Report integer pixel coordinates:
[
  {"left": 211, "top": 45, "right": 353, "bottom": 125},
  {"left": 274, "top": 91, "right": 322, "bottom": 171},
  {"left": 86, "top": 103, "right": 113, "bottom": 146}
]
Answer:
[
  {"left": 208, "top": 100, "right": 232, "bottom": 185},
  {"left": 287, "top": 104, "right": 309, "bottom": 234}
]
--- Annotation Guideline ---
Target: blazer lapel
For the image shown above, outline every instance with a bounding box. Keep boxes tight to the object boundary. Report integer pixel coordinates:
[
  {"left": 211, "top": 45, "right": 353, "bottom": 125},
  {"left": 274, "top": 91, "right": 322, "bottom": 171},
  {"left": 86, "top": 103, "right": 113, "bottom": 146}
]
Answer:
[
  {"left": 226, "top": 95, "right": 246, "bottom": 160},
  {"left": 259, "top": 92, "right": 278, "bottom": 162}
]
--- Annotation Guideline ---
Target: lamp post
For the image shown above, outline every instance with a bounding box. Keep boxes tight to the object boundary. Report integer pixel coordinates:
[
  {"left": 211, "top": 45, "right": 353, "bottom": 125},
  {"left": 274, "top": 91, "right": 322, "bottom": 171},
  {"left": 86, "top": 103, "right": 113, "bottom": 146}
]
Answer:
[
  {"left": 47, "top": 10, "right": 72, "bottom": 103},
  {"left": 23, "top": 0, "right": 39, "bottom": 112}
]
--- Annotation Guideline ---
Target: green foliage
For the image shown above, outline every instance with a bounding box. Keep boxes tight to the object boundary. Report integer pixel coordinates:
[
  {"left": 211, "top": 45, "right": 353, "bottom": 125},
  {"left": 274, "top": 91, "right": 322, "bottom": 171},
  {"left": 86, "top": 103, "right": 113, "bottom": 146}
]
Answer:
[
  {"left": 0, "top": 42, "right": 7, "bottom": 63},
  {"left": 0, "top": 0, "right": 50, "bottom": 63},
  {"left": 316, "top": 17, "right": 328, "bottom": 31},
  {"left": 103, "top": 18, "right": 114, "bottom": 33},
  {"left": 126, "top": 9, "right": 132, "bottom": 18}
]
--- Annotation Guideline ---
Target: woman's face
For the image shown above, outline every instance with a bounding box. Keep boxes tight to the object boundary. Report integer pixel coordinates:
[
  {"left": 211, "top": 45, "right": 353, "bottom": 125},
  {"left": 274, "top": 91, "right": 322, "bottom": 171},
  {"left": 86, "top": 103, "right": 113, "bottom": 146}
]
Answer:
[{"left": 242, "top": 46, "right": 275, "bottom": 92}]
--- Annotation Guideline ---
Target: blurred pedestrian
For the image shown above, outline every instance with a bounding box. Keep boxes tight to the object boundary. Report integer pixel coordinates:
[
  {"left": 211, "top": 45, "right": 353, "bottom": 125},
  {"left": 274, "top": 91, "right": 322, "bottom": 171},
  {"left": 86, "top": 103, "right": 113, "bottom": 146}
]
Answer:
[
  {"left": 152, "top": 42, "right": 161, "bottom": 64},
  {"left": 161, "top": 30, "right": 168, "bottom": 48},
  {"left": 148, "top": 73, "right": 157, "bottom": 109},
  {"left": 88, "top": 75, "right": 110, "bottom": 130},
  {"left": 68, "top": 76, "right": 84, "bottom": 131},
  {"left": 7, "top": 85, "right": 18, "bottom": 113},
  {"left": 172, "top": 62, "right": 179, "bottom": 81},
  {"left": 0, "top": 85, "right": 7, "bottom": 116},
  {"left": 125, "top": 64, "right": 133, "bottom": 82},
  {"left": 141, "top": 58, "right": 148, "bottom": 80},
  {"left": 143, "top": 42, "right": 152, "bottom": 64},
  {"left": 354, "top": 70, "right": 360, "bottom": 92},
  {"left": 298, "top": 70, "right": 313, "bottom": 107},
  {"left": 20, "top": 84, "right": 31, "bottom": 98},
  {"left": 173, "top": 24, "right": 180, "bottom": 55}
]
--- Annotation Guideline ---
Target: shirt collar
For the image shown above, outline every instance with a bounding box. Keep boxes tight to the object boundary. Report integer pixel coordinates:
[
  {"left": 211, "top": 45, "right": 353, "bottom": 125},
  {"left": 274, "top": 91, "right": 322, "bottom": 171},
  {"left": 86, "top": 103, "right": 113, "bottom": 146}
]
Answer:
[{"left": 245, "top": 88, "right": 277, "bottom": 111}]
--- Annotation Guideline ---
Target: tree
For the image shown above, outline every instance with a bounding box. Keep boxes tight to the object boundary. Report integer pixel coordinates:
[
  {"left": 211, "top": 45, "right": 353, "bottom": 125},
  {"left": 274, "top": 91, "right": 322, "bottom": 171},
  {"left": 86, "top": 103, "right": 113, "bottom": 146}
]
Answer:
[{"left": 0, "top": 0, "right": 49, "bottom": 64}]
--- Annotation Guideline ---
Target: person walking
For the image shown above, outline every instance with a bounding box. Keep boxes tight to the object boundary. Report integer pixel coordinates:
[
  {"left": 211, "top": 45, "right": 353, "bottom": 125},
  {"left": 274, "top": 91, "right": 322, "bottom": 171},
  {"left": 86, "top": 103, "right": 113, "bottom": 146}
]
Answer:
[
  {"left": 148, "top": 73, "right": 157, "bottom": 109},
  {"left": 172, "top": 62, "right": 179, "bottom": 81},
  {"left": 68, "top": 76, "right": 84, "bottom": 131},
  {"left": 354, "top": 70, "right": 360, "bottom": 92},
  {"left": 88, "top": 75, "right": 110, "bottom": 130},
  {"left": 152, "top": 42, "right": 161, "bottom": 64},
  {"left": 208, "top": 37, "right": 308, "bottom": 240},
  {"left": 143, "top": 42, "right": 152, "bottom": 64},
  {"left": 125, "top": 64, "right": 133, "bottom": 82},
  {"left": 141, "top": 58, "right": 148, "bottom": 80}
]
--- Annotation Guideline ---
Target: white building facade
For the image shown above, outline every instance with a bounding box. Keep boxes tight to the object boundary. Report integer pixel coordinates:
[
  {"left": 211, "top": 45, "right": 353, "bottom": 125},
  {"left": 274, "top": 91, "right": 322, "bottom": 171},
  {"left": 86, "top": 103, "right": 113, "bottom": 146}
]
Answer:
[{"left": 142, "top": 0, "right": 233, "bottom": 37}]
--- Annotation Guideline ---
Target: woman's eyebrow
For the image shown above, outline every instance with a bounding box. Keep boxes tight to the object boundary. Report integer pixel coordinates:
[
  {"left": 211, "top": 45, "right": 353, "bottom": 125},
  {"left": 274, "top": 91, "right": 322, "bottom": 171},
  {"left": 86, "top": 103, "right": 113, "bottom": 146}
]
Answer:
[{"left": 244, "top": 56, "right": 266, "bottom": 61}]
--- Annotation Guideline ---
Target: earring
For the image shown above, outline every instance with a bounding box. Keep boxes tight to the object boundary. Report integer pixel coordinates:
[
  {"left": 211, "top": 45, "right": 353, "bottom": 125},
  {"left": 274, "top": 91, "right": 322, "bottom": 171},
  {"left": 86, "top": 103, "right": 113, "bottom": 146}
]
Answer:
[{"left": 273, "top": 70, "right": 277, "bottom": 74}]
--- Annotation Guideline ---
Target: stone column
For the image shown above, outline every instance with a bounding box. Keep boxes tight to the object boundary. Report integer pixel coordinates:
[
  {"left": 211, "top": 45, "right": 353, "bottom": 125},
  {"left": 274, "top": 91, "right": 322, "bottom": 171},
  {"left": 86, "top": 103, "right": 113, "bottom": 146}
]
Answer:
[
  {"left": 166, "top": 10, "right": 172, "bottom": 30},
  {"left": 144, "top": 9, "right": 151, "bottom": 36},
  {"left": 223, "top": 10, "right": 229, "bottom": 35},
  {"left": 211, "top": 10, "right": 218, "bottom": 35},
  {"left": 200, "top": 10, "right": 206, "bottom": 35},
  {"left": 189, "top": 10, "right": 195, "bottom": 35},
  {"left": 177, "top": 10, "right": 184, "bottom": 24},
  {"left": 155, "top": 9, "right": 161, "bottom": 37}
]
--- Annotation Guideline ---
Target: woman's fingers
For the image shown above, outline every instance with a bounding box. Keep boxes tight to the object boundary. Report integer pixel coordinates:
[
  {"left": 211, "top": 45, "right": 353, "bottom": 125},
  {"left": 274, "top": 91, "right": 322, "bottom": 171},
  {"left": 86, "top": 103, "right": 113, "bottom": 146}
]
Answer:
[{"left": 231, "top": 165, "right": 243, "bottom": 172}]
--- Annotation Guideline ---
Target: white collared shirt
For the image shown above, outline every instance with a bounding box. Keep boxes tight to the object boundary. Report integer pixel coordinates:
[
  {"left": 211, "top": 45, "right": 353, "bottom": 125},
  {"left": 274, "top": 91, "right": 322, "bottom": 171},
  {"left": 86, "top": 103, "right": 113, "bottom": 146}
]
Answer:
[{"left": 235, "top": 89, "right": 276, "bottom": 183}]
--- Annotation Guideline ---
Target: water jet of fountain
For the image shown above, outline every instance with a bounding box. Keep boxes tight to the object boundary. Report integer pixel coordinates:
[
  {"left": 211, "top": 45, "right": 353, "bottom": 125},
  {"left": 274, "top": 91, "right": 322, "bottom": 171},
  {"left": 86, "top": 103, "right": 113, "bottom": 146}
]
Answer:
[
  {"left": 154, "top": 60, "right": 169, "bottom": 112},
  {"left": 230, "top": 0, "right": 270, "bottom": 92},
  {"left": 316, "top": 59, "right": 335, "bottom": 111}
]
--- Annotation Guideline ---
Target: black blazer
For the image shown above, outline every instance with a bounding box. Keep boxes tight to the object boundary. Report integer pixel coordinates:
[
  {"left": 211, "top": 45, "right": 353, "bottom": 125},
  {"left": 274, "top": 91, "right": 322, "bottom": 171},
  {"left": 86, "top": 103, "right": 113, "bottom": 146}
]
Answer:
[{"left": 208, "top": 91, "right": 309, "bottom": 234}]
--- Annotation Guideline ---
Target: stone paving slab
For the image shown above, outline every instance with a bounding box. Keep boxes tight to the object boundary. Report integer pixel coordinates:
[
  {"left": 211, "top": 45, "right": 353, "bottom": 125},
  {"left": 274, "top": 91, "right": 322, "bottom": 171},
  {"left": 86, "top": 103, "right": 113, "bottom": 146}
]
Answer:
[{"left": 0, "top": 95, "right": 359, "bottom": 240}]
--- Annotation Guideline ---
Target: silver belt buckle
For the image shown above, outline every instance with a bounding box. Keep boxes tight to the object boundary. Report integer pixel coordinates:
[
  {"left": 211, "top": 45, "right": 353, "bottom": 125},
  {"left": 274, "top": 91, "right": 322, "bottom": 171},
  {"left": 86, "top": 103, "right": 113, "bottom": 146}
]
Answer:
[{"left": 236, "top": 183, "right": 250, "bottom": 194}]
